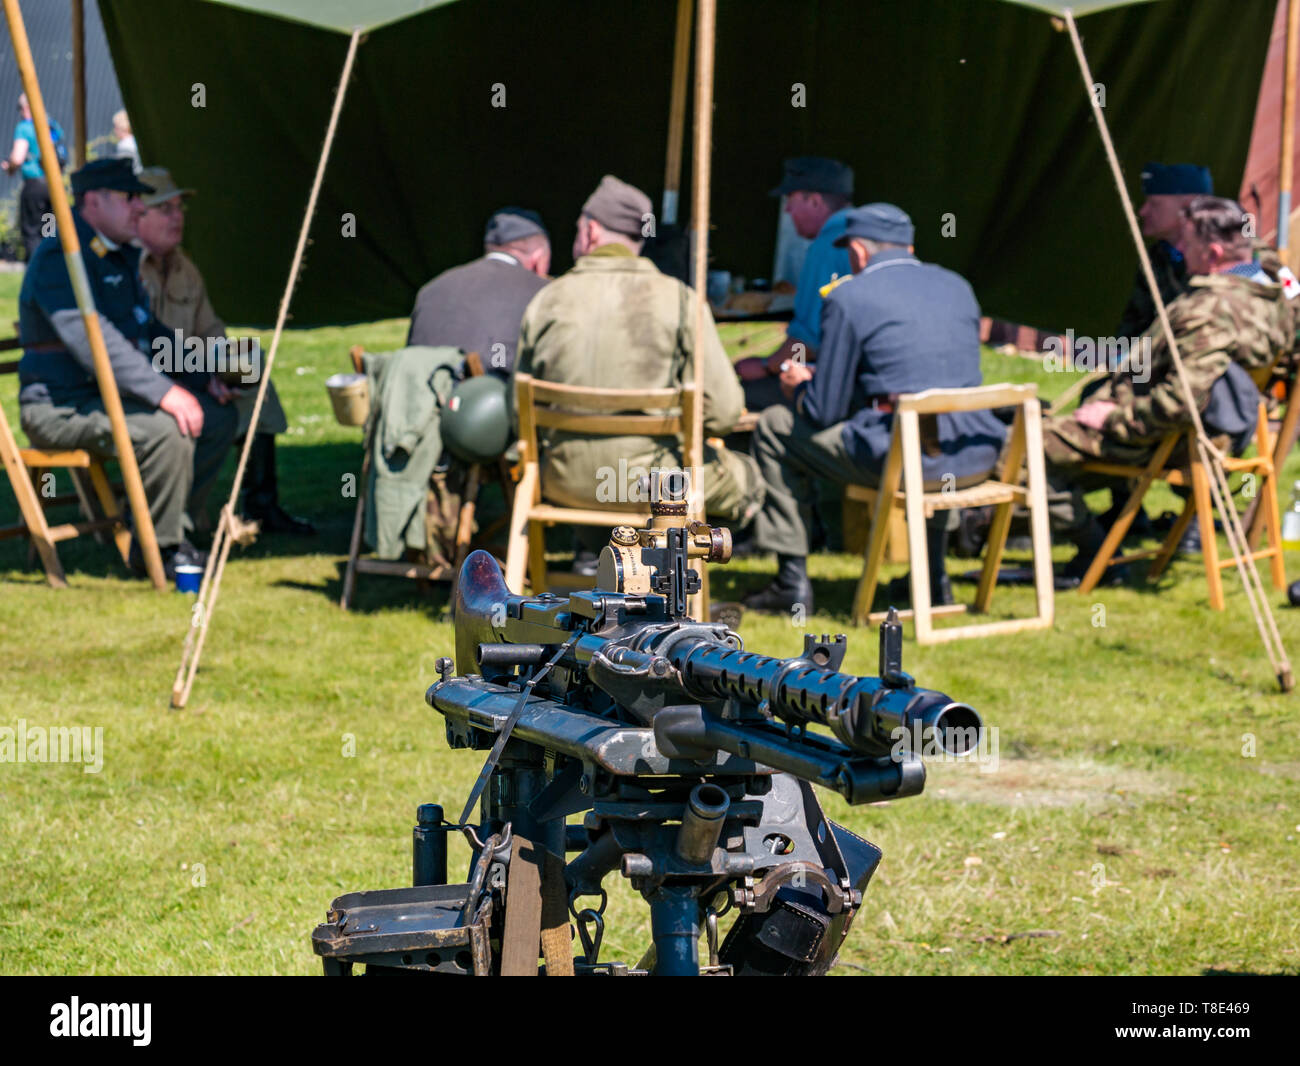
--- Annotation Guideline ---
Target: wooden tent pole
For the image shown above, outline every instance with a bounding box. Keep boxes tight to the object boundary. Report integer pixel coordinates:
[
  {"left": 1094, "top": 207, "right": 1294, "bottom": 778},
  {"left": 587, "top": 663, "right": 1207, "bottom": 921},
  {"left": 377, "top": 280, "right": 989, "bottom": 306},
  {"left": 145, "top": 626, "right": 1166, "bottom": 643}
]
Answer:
[
  {"left": 1280, "top": 0, "right": 1299, "bottom": 267},
  {"left": 171, "top": 27, "right": 362, "bottom": 708},
  {"left": 3, "top": 0, "right": 166, "bottom": 588},
  {"left": 71, "top": 0, "right": 86, "bottom": 169},
  {"left": 689, "top": 0, "right": 715, "bottom": 618},
  {"left": 662, "top": 0, "right": 694, "bottom": 226},
  {"left": 1063, "top": 9, "right": 1292, "bottom": 692}
]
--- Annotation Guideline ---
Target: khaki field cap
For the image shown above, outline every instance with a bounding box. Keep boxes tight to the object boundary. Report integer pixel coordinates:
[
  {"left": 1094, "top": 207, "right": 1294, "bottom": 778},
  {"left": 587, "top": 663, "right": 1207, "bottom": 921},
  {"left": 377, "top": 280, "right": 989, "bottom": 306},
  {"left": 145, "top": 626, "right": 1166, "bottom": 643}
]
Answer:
[
  {"left": 138, "top": 166, "right": 194, "bottom": 207},
  {"left": 582, "top": 175, "right": 652, "bottom": 238}
]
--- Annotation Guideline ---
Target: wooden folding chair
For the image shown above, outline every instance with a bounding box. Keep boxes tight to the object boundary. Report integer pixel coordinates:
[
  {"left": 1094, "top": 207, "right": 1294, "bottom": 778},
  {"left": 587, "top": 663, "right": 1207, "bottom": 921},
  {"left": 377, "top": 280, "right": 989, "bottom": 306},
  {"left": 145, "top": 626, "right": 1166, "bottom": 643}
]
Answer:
[
  {"left": 851, "top": 383, "right": 1054, "bottom": 644},
  {"left": 1076, "top": 396, "right": 1286, "bottom": 609},
  {"left": 504, "top": 374, "right": 707, "bottom": 598},
  {"left": 0, "top": 342, "right": 131, "bottom": 586}
]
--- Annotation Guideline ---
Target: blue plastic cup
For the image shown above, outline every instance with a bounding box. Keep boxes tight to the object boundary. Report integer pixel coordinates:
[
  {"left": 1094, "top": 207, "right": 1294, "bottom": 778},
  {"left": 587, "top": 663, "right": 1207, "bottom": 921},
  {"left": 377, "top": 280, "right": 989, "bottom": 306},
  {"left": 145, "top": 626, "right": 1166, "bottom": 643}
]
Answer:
[{"left": 174, "top": 564, "right": 203, "bottom": 594}]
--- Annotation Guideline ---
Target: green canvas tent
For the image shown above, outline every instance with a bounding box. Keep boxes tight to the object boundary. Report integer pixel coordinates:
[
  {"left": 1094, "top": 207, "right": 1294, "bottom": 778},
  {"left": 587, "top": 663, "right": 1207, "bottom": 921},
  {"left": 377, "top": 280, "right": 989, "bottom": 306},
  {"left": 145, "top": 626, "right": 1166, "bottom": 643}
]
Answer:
[{"left": 97, "top": 0, "right": 1275, "bottom": 334}]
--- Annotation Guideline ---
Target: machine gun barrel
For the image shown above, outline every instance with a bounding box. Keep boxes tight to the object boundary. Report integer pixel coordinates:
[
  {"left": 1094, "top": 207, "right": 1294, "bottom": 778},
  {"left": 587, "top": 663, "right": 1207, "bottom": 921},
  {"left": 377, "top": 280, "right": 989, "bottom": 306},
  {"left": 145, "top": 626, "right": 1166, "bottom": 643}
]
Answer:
[{"left": 655, "top": 636, "right": 981, "bottom": 759}]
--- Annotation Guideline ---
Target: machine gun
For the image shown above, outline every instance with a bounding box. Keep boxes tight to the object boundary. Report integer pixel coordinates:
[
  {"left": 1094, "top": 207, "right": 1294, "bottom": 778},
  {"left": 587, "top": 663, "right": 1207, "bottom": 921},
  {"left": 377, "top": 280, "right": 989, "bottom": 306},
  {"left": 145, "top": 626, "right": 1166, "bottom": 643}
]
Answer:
[{"left": 312, "top": 474, "right": 981, "bottom": 976}]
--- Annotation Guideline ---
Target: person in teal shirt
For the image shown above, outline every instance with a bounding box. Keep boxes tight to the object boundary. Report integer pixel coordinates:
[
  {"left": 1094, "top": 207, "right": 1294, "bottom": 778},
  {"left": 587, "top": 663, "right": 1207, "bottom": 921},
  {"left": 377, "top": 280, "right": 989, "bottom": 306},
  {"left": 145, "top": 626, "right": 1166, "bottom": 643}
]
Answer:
[
  {"left": 737, "top": 156, "right": 854, "bottom": 411},
  {"left": 1, "top": 93, "right": 66, "bottom": 259}
]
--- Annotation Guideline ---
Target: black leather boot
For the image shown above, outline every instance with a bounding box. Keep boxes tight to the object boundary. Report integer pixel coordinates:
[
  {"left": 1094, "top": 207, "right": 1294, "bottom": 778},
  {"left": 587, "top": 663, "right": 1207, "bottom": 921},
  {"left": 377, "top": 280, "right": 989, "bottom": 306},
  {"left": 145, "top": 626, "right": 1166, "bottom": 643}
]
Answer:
[
  {"left": 241, "top": 433, "right": 316, "bottom": 536},
  {"left": 1056, "top": 517, "right": 1126, "bottom": 588},
  {"left": 743, "top": 554, "right": 815, "bottom": 615}
]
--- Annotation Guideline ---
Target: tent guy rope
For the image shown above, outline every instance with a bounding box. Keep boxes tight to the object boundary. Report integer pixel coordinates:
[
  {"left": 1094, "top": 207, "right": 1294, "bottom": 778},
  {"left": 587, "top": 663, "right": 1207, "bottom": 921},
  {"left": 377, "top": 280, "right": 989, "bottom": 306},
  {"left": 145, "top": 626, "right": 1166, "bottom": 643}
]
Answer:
[{"left": 171, "top": 27, "right": 363, "bottom": 708}]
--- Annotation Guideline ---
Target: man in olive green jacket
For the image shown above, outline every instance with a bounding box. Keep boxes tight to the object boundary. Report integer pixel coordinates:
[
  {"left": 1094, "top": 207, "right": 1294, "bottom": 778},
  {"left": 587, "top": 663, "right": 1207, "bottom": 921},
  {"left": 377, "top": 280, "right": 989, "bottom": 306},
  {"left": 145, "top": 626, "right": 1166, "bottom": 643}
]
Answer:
[{"left": 512, "top": 175, "right": 763, "bottom": 525}]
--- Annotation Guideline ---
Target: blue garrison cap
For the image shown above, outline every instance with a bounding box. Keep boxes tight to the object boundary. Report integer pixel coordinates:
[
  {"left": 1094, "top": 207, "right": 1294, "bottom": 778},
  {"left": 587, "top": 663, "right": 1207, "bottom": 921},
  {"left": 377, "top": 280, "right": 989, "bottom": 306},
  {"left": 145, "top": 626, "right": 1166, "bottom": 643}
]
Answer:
[
  {"left": 70, "top": 157, "right": 151, "bottom": 198},
  {"left": 1141, "top": 163, "right": 1213, "bottom": 196},
  {"left": 484, "top": 207, "right": 548, "bottom": 246},
  {"left": 770, "top": 156, "right": 854, "bottom": 198},
  {"left": 834, "top": 202, "right": 914, "bottom": 247}
]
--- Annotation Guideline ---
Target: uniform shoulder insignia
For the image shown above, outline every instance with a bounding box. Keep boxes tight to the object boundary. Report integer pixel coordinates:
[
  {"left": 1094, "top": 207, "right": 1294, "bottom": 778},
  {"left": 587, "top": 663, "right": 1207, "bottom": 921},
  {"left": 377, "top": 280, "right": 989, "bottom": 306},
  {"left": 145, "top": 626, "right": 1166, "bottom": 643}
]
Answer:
[
  {"left": 819, "top": 273, "right": 850, "bottom": 298},
  {"left": 89, "top": 236, "right": 108, "bottom": 258}
]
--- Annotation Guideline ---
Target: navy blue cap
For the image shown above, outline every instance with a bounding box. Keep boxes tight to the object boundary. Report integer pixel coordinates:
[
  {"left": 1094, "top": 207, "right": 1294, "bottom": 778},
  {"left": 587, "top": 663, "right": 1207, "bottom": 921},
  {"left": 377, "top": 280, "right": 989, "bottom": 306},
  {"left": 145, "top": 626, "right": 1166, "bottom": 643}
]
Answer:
[
  {"left": 833, "top": 202, "right": 914, "bottom": 247},
  {"left": 770, "top": 156, "right": 854, "bottom": 198},
  {"left": 484, "top": 207, "right": 548, "bottom": 246},
  {"left": 1141, "top": 163, "right": 1213, "bottom": 196},
  {"left": 70, "top": 157, "right": 151, "bottom": 198}
]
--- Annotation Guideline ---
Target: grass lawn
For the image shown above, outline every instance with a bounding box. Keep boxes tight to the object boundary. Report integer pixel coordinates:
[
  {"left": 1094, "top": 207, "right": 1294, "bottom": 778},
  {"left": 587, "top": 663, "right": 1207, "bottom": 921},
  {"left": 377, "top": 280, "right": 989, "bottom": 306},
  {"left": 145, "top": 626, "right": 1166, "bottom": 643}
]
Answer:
[{"left": 1, "top": 270, "right": 1298, "bottom": 976}]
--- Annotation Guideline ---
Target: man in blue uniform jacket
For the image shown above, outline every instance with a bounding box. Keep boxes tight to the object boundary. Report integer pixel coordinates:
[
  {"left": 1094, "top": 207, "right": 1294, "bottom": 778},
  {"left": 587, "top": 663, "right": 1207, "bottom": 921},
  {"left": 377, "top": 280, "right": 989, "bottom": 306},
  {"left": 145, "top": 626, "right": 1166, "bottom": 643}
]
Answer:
[
  {"left": 744, "top": 202, "right": 1006, "bottom": 614},
  {"left": 17, "top": 158, "right": 237, "bottom": 578}
]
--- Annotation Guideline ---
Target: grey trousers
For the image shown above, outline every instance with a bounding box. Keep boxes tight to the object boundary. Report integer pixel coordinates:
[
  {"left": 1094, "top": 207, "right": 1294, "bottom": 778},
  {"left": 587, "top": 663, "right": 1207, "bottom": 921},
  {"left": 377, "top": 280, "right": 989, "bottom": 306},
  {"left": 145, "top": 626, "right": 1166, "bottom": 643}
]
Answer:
[
  {"left": 21, "top": 393, "right": 238, "bottom": 548},
  {"left": 751, "top": 405, "right": 969, "bottom": 557}
]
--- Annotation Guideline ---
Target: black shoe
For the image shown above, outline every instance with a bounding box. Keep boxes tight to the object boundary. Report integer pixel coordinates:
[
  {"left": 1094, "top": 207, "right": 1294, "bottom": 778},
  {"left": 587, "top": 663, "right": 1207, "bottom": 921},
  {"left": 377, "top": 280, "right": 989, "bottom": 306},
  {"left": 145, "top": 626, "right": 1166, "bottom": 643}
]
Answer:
[
  {"left": 572, "top": 550, "right": 599, "bottom": 578},
  {"left": 128, "top": 537, "right": 207, "bottom": 581},
  {"left": 244, "top": 500, "right": 317, "bottom": 536},
  {"left": 886, "top": 571, "right": 955, "bottom": 607},
  {"left": 1174, "top": 521, "right": 1201, "bottom": 557},
  {"left": 742, "top": 577, "right": 814, "bottom": 615},
  {"left": 1055, "top": 555, "right": 1129, "bottom": 590}
]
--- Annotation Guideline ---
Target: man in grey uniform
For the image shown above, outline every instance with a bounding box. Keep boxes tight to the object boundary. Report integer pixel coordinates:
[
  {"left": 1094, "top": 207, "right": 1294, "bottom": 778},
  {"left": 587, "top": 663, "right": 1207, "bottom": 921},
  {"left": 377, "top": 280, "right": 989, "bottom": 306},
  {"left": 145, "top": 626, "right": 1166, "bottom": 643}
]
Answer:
[
  {"left": 407, "top": 207, "right": 551, "bottom": 377},
  {"left": 744, "top": 203, "right": 1006, "bottom": 614}
]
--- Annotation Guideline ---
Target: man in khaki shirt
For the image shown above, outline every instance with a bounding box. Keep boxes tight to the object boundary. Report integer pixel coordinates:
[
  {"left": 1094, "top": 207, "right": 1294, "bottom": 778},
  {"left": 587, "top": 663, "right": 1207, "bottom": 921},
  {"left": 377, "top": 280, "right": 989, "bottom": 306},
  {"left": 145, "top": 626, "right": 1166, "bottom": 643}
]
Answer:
[
  {"left": 513, "top": 175, "right": 762, "bottom": 530},
  {"left": 136, "top": 167, "right": 313, "bottom": 535}
]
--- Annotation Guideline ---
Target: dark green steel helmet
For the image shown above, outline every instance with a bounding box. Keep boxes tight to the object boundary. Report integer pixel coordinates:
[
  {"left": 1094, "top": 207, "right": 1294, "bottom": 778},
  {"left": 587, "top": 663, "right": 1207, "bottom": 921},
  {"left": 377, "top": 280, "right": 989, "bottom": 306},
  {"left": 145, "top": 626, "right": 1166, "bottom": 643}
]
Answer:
[{"left": 441, "top": 373, "right": 511, "bottom": 463}]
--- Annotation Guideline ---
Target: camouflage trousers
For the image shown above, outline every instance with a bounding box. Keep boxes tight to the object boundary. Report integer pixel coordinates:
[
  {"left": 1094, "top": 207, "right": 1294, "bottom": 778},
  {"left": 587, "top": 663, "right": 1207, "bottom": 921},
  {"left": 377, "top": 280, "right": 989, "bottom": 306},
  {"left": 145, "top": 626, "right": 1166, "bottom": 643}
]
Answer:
[{"left": 1041, "top": 412, "right": 1223, "bottom": 538}]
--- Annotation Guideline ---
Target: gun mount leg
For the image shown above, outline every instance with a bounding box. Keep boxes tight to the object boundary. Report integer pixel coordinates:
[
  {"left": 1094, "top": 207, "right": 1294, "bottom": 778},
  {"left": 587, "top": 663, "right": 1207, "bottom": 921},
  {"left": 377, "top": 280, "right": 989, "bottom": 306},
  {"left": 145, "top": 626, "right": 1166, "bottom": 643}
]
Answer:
[{"left": 648, "top": 884, "right": 702, "bottom": 976}]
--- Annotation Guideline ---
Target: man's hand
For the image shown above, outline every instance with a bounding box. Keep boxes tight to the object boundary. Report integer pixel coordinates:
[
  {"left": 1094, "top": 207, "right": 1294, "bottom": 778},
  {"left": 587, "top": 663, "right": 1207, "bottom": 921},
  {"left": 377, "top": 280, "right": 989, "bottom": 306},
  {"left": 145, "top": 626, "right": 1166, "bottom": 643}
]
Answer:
[
  {"left": 207, "top": 376, "right": 234, "bottom": 404},
  {"left": 160, "top": 384, "right": 205, "bottom": 437},
  {"left": 1074, "top": 400, "right": 1117, "bottom": 430},
  {"left": 779, "top": 360, "right": 813, "bottom": 399}
]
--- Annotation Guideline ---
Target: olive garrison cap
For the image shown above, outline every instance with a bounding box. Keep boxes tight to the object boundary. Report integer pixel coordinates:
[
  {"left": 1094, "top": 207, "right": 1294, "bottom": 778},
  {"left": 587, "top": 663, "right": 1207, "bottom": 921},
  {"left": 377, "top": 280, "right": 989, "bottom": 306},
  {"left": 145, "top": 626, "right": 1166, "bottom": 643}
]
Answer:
[
  {"left": 138, "top": 166, "right": 195, "bottom": 207},
  {"left": 1141, "top": 163, "right": 1213, "bottom": 196},
  {"left": 71, "top": 157, "right": 151, "bottom": 198},
  {"left": 484, "top": 207, "right": 548, "bottom": 246},
  {"left": 834, "top": 202, "right": 915, "bottom": 247},
  {"left": 582, "top": 175, "right": 653, "bottom": 238},
  {"left": 770, "top": 156, "right": 854, "bottom": 198}
]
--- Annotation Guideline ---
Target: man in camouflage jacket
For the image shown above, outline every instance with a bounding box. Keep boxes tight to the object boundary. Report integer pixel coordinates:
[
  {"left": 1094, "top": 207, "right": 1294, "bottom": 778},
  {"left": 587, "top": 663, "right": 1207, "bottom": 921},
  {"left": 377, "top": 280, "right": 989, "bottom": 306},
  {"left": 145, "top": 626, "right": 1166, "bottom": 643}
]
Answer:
[{"left": 1045, "top": 196, "right": 1294, "bottom": 576}]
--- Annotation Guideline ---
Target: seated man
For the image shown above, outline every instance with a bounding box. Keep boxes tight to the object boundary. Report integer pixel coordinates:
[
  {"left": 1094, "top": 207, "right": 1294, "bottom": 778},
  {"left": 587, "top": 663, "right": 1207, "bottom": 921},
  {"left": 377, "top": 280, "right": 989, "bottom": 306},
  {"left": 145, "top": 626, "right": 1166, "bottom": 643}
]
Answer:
[
  {"left": 513, "top": 174, "right": 763, "bottom": 528},
  {"left": 1045, "top": 195, "right": 1294, "bottom": 580},
  {"left": 744, "top": 203, "right": 1006, "bottom": 614},
  {"left": 18, "top": 159, "right": 237, "bottom": 577},
  {"left": 736, "top": 156, "right": 854, "bottom": 411},
  {"left": 408, "top": 207, "right": 551, "bottom": 378},
  {"left": 135, "top": 166, "right": 313, "bottom": 535}
]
